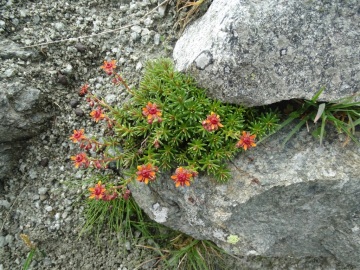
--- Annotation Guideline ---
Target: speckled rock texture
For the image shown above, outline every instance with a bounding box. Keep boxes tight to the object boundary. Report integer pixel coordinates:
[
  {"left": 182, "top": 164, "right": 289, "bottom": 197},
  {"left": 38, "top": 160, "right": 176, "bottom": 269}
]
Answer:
[
  {"left": 0, "top": 39, "right": 53, "bottom": 180},
  {"left": 173, "top": 0, "right": 360, "bottom": 106},
  {"left": 130, "top": 127, "right": 360, "bottom": 267}
]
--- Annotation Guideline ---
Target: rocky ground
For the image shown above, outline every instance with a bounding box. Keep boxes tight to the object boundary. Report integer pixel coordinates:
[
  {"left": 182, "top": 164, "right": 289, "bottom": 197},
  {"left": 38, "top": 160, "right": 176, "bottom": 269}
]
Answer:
[{"left": 0, "top": 0, "right": 356, "bottom": 269}]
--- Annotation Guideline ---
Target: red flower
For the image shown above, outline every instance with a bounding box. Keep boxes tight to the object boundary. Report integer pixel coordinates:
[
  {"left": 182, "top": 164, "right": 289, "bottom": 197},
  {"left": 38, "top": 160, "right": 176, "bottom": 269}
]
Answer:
[
  {"left": 90, "top": 107, "right": 105, "bottom": 122},
  {"left": 171, "top": 167, "right": 196, "bottom": 187},
  {"left": 69, "top": 129, "right": 86, "bottom": 143},
  {"left": 71, "top": 152, "right": 89, "bottom": 168},
  {"left": 142, "top": 102, "right": 162, "bottom": 124},
  {"left": 236, "top": 131, "right": 256, "bottom": 151},
  {"left": 202, "top": 112, "right": 224, "bottom": 132},
  {"left": 89, "top": 181, "right": 106, "bottom": 200},
  {"left": 136, "top": 164, "right": 158, "bottom": 184},
  {"left": 79, "top": 84, "right": 89, "bottom": 97},
  {"left": 100, "top": 60, "right": 116, "bottom": 75}
]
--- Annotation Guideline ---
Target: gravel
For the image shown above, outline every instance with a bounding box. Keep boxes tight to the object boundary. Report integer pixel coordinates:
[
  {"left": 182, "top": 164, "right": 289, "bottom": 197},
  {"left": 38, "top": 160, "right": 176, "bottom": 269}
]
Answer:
[{"left": 0, "top": 0, "right": 352, "bottom": 269}]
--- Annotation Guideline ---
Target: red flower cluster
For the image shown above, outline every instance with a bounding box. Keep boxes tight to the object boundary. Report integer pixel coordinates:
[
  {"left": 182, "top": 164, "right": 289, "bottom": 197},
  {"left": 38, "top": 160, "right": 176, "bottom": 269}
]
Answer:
[
  {"left": 100, "top": 60, "right": 117, "bottom": 75},
  {"left": 236, "top": 131, "right": 256, "bottom": 151},
  {"left": 171, "top": 167, "right": 197, "bottom": 187},
  {"left": 142, "top": 102, "right": 162, "bottom": 124},
  {"left": 202, "top": 112, "right": 224, "bottom": 132},
  {"left": 136, "top": 164, "right": 158, "bottom": 184}
]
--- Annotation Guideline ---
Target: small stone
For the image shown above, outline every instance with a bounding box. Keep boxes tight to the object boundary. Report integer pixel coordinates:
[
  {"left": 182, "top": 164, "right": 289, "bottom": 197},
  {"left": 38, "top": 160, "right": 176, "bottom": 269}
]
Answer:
[
  {"left": 130, "top": 32, "right": 140, "bottom": 41},
  {"left": 131, "top": 25, "right": 142, "bottom": 34},
  {"left": 75, "top": 43, "right": 87, "bottom": 52},
  {"left": 144, "top": 17, "right": 153, "bottom": 26},
  {"left": 0, "top": 236, "right": 5, "bottom": 247},
  {"left": 33, "top": 15, "right": 40, "bottom": 24},
  {"left": 45, "top": 205, "right": 53, "bottom": 212},
  {"left": 54, "top": 213, "right": 60, "bottom": 221},
  {"left": 62, "top": 64, "right": 73, "bottom": 75},
  {"left": 38, "top": 187, "right": 48, "bottom": 195},
  {"left": 74, "top": 108, "right": 84, "bottom": 117},
  {"left": 54, "top": 22, "right": 65, "bottom": 31},
  {"left": 40, "top": 158, "right": 49, "bottom": 167},
  {"left": 5, "top": 235, "right": 14, "bottom": 245},
  {"left": 158, "top": 4, "right": 167, "bottom": 17},
  {"left": 105, "top": 94, "right": 117, "bottom": 105},
  {"left": 0, "top": 200, "right": 10, "bottom": 209},
  {"left": 125, "top": 241, "right": 131, "bottom": 251},
  {"left": 154, "top": 33, "right": 161, "bottom": 45},
  {"left": 69, "top": 99, "right": 79, "bottom": 108},
  {"left": 136, "top": 62, "right": 142, "bottom": 71},
  {"left": 61, "top": 212, "right": 68, "bottom": 219},
  {"left": 57, "top": 73, "right": 68, "bottom": 85},
  {"left": 0, "top": 20, "right": 5, "bottom": 29},
  {"left": 2, "top": 69, "right": 16, "bottom": 78}
]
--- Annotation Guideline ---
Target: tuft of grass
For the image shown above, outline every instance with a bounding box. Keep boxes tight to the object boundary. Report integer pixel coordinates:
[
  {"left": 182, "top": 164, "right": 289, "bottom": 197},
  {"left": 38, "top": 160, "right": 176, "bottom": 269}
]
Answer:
[
  {"left": 164, "top": 234, "right": 228, "bottom": 270},
  {"left": 20, "top": 234, "right": 45, "bottom": 270},
  {"left": 261, "top": 87, "right": 360, "bottom": 147}
]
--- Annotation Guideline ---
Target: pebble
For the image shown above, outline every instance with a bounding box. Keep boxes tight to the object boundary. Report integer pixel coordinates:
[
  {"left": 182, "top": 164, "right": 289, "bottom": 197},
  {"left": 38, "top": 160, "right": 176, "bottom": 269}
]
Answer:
[
  {"left": 69, "top": 99, "right": 79, "bottom": 108},
  {"left": 125, "top": 241, "right": 131, "bottom": 251},
  {"left": 131, "top": 25, "right": 142, "bottom": 34},
  {"left": 5, "top": 234, "right": 14, "bottom": 246},
  {"left": 0, "top": 236, "right": 5, "bottom": 247},
  {"left": 40, "top": 158, "right": 49, "bottom": 167},
  {"left": 0, "top": 200, "right": 11, "bottom": 209},
  {"left": 38, "top": 187, "right": 49, "bottom": 195},
  {"left": 57, "top": 73, "right": 69, "bottom": 85},
  {"left": 45, "top": 205, "right": 53, "bottom": 212},
  {"left": 54, "top": 22, "right": 65, "bottom": 31},
  {"left": 158, "top": 4, "right": 167, "bottom": 17},
  {"left": 135, "top": 62, "right": 142, "bottom": 71},
  {"left": 105, "top": 94, "right": 117, "bottom": 105},
  {"left": 75, "top": 108, "right": 84, "bottom": 117},
  {"left": 144, "top": 17, "right": 153, "bottom": 26},
  {"left": 154, "top": 33, "right": 161, "bottom": 45}
]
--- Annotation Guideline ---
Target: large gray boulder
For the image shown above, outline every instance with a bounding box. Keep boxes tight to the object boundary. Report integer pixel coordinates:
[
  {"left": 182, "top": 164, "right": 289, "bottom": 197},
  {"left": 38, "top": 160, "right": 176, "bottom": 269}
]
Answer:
[
  {"left": 0, "top": 81, "right": 50, "bottom": 143},
  {"left": 0, "top": 39, "right": 52, "bottom": 179},
  {"left": 130, "top": 127, "right": 360, "bottom": 267},
  {"left": 173, "top": 0, "right": 360, "bottom": 106}
]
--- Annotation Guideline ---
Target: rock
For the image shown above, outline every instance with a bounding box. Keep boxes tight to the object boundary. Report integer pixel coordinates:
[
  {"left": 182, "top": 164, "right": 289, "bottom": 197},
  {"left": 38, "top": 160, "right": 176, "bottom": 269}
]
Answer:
[
  {"left": 0, "top": 81, "right": 52, "bottom": 143},
  {"left": 38, "top": 187, "right": 48, "bottom": 195},
  {"left": 74, "top": 108, "right": 84, "bottom": 117},
  {"left": 130, "top": 127, "right": 360, "bottom": 267},
  {"left": 40, "top": 158, "right": 49, "bottom": 167},
  {"left": 0, "top": 39, "right": 39, "bottom": 60},
  {"left": 69, "top": 99, "right": 79, "bottom": 108},
  {"left": 0, "top": 200, "right": 11, "bottom": 209},
  {"left": 173, "top": 0, "right": 360, "bottom": 106}
]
